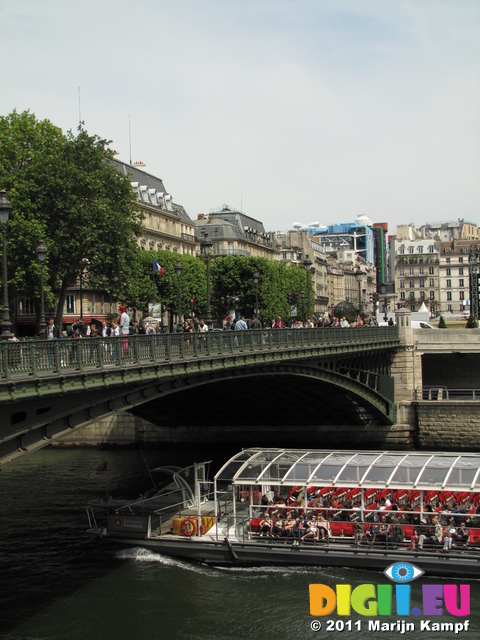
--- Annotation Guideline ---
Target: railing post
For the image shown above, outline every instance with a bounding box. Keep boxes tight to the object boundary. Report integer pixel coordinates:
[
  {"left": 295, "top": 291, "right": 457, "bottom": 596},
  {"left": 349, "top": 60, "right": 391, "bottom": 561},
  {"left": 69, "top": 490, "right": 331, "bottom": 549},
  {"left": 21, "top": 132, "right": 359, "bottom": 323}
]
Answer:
[
  {"left": 77, "top": 339, "right": 84, "bottom": 372},
  {"left": 97, "top": 339, "right": 104, "bottom": 369},
  {"left": 54, "top": 340, "right": 61, "bottom": 373},
  {"left": 2, "top": 343, "right": 9, "bottom": 381},
  {"left": 165, "top": 333, "right": 171, "bottom": 361},
  {"left": 29, "top": 342, "right": 37, "bottom": 378}
]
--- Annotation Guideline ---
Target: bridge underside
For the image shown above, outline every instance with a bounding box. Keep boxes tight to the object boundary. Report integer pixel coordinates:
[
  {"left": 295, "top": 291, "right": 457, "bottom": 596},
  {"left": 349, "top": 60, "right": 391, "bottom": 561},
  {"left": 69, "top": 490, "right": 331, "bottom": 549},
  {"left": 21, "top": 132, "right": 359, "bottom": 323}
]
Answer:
[
  {"left": 131, "top": 374, "right": 378, "bottom": 427},
  {"left": 0, "top": 357, "right": 395, "bottom": 466}
]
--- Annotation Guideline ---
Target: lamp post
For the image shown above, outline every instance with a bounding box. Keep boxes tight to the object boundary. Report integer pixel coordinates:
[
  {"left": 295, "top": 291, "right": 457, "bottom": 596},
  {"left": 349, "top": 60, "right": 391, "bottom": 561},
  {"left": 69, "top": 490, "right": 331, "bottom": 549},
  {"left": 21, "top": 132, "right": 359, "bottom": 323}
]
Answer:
[
  {"left": 36, "top": 240, "right": 47, "bottom": 337},
  {"left": 174, "top": 258, "right": 183, "bottom": 328},
  {"left": 200, "top": 233, "right": 213, "bottom": 330},
  {"left": 303, "top": 254, "right": 313, "bottom": 319},
  {"left": 253, "top": 270, "right": 260, "bottom": 317},
  {"left": 355, "top": 269, "right": 363, "bottom": 314},
  {"left": 0, "top": 190, "right": 12, "bottom": 340}
]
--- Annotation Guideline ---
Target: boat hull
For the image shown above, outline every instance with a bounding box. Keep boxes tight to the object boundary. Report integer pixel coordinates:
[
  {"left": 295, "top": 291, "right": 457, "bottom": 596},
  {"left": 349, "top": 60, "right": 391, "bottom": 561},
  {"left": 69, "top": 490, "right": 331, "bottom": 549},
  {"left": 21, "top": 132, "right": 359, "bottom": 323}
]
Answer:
[{"left": 91, "top": 532, "right": 480, "bottom": 579}]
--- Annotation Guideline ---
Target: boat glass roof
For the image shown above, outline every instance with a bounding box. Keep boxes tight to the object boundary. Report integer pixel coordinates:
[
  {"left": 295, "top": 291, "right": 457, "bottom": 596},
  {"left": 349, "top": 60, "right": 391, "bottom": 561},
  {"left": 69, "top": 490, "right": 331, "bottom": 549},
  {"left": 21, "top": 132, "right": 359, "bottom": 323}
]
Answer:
[{"left": 216, "top": 449, "right": 480, "bottom": 491}]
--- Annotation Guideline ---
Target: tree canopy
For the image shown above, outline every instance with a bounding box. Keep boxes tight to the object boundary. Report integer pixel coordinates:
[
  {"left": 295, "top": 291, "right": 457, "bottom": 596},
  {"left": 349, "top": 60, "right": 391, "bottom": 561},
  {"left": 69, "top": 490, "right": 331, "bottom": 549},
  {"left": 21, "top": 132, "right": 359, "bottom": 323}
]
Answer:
[{"left": 0, "top": 110, "right": 143, "bottom": 330}]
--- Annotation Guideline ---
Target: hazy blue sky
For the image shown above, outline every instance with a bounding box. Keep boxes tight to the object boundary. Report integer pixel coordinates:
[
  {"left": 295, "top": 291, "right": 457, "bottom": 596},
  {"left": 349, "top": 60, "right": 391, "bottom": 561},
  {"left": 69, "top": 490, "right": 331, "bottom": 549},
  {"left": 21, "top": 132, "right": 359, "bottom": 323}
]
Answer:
[{"left": 1, "top": 0, "right": 479, "bottom": 233}]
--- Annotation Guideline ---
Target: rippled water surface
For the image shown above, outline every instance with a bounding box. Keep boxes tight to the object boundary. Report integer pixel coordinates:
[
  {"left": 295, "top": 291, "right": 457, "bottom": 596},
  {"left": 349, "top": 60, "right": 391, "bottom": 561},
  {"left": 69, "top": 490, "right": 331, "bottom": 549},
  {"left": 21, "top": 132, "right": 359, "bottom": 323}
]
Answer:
[{"left": 0, "top": 447, "right": 479, "bottom": 640}]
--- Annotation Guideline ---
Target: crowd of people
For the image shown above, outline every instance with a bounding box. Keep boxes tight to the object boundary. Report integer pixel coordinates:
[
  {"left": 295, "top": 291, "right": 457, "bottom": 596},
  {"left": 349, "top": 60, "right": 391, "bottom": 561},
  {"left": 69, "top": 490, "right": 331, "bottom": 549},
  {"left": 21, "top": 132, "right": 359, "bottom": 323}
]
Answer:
[{"left": 251, "top": 488, "right": 480, "bottom": 550}]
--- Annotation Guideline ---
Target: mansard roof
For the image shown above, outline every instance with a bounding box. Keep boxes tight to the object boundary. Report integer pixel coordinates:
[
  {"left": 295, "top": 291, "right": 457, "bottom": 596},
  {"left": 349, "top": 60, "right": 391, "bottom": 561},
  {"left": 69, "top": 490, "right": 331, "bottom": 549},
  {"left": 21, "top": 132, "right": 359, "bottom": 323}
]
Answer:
[{"left": 110, "top": 158, "right": 191, "bottom": 223}]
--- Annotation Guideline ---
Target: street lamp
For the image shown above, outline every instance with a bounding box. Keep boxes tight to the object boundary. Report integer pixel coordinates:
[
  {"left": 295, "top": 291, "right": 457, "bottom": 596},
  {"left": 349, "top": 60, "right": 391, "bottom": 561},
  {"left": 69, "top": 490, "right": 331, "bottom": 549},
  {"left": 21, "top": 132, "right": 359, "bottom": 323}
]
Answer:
[
  {"left": 200, "top": 233, "right": 213, "bottom": 330},
  {"left": 36, "top": 240, "right": 47, "bottom": 337},
  {"left": 303, "top": 254, "right": 312, "bottom": 319},
  {"left": 174, "top": 258, "right": 183, "bottom": 328},
  {"left": 0, "top": 190, "right": 12, "bottom": 340},
  {"left": 355, "top": 269, "right": 363, "bottom": 314},
  {"left": 253, "top": 270, "right": 260, "bottom": 317}
]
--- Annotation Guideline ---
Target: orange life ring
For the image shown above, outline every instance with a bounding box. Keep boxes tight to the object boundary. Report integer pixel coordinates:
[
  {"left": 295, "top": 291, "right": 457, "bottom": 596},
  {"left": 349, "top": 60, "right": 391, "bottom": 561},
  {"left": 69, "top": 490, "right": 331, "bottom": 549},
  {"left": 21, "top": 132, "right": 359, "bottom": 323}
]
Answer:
[{"left": 180, "top": 517, "right": 197, "bottom": 537}]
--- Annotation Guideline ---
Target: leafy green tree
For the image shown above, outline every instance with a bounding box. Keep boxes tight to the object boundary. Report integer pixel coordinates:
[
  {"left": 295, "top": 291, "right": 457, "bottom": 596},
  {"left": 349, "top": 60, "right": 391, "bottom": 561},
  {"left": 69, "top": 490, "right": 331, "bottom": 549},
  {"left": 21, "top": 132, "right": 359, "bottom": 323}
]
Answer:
[
  {"left": 438, "top": 315, "right": 447, "bottom": 329},
  {"left": 0, "top": 110, "right": 64, "bottom": 325},
  {"left": 0, "top": 111, "right": 143, "bottom": 330},
  {"left": 210, "top": 256, "right": 311, "bottom": 325}
]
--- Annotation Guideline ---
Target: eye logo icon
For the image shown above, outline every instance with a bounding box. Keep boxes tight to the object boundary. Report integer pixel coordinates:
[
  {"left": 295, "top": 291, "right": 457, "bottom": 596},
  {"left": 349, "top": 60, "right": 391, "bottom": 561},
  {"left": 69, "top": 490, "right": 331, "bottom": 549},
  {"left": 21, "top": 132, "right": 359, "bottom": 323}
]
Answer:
[{"left": 384, "top": 562, "right": 424, "bottom": 583}]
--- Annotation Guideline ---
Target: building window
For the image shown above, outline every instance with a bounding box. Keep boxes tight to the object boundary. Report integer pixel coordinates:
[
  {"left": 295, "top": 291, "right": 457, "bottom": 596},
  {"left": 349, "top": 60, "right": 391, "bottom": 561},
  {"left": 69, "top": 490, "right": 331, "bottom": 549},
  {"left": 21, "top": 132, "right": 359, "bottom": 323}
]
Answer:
[
  {"left": 419, "top": 267, "right": 424, "bottom": 275},
  {"left": 399, "top": 268, "right": 404, "bottom": 276},
  {"left": 409, "top": 268, "right": 414, "bottom": 276},
  {"left": 446, "top": 279, "right": 452, "bottom": 288},
  {"left": 446, "top": 267, "right": 451, "bottom": 276},
  {"left": 430, "top": 291, "right": 435, "bottom": 300},
  {"left": 19, "top": 298, "right": 36, "bottom": 315},
  {"left": 448, "top": 304, "right": 453, "bottom": 313},
  {"left": 400, "top": 280, "right": 405, "bottom": 289},
  {"left": 459, "top": 291, "right": 464, "bottom": 300},
  {"left": 419, "top": 279, "right": 425, "bottom": 288},
  {"left": 459, "top": 256, "right": 464, "bottom": 262},
  {"left": 446, "top": 257, "right": 451, "bottom": 264},
  {"left": 461, "top": 246, "right": 468, "bottom": 254},
  {"left": 459, "top": 279, "right": 464, "bottom": 287},
  {"left": 409, "top": 280, "right": 415, "bottom": 288},
  {"left": 447, "top": 292, "right": 452, "bottom": 301},
  {"left": 459, "top": 267, "right": 464, "bottom": 275},
  {"left": 227, "top": 242, "right": 234, "bottom": 255},
  {"left": 409, "top": 291, "right": 415, "bottom": 299},
  {"left": 418, "top": 245, "right": 423, "bottom": 253},
  {"left": 429, "top": 279, "right": 435, "bottom": 287},
  {"left": 399, "top": 245, "right": 405, "bottom": 254},
  {"left": 400, "top": 291, "right": 405, "bottom": 300},
  {"left": 66, "top": 295, "right": 75, "bottom": 314},
  {"left": 429, "top": 267, "right": 434, "bottom": 275},
  {"left": 408, "top": 246, "right": 414, "bottom": 254},
  {"left": 420, "top": 291, "right": 426, "bottom": 300},
  {"left": 428, "top": 245, "right": 435, "bottom": 253}
]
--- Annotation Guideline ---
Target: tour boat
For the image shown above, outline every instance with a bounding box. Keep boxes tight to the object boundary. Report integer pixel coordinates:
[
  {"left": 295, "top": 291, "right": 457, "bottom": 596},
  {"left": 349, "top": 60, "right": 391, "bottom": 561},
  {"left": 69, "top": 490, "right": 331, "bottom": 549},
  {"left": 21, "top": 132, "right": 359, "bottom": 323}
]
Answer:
[{"left": 86, "top": 448, "right": 480, "bottom": 578}]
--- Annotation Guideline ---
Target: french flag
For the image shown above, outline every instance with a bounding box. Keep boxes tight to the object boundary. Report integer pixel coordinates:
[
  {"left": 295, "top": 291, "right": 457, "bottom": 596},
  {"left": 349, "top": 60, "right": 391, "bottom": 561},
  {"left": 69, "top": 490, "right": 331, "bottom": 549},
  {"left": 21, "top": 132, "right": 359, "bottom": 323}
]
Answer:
[{"left": 153, "top": 259, "right": 164, "bottom": 275}]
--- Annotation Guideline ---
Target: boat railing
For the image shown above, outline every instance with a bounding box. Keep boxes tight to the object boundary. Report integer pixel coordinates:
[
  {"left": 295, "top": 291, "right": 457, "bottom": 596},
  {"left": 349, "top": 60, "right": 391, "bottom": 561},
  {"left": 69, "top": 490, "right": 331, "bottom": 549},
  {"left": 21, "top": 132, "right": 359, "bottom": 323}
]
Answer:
[{"left": 115, "top": 486, "right": 188, "bottom": 513}]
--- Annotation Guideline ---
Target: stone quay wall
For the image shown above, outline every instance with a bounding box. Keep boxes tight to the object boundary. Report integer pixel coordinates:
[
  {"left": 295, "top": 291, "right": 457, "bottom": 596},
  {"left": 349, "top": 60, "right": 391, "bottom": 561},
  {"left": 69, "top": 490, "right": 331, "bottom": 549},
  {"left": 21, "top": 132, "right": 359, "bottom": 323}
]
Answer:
[{"left": 415, "top": 402, "right": 480, "bottom": 451}]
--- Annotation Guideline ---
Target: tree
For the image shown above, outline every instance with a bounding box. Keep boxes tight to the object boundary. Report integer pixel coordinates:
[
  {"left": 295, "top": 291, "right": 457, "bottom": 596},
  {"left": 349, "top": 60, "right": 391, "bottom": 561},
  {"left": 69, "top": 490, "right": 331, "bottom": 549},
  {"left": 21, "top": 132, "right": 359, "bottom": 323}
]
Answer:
[
  {"left": 0, "top": 110, "right": 64, "bottom": 325},
  {"left": 466, "top": 315, "right": 478, "bottom": 329},
  {"left": 210, "top": 256, "right": 310, "bottom": 324},
  {"left": 438, "top": 316, "right": 447, "bottom": 329},
  {"left": 0, "top": 111, "right": 143, "bottom": 330}
]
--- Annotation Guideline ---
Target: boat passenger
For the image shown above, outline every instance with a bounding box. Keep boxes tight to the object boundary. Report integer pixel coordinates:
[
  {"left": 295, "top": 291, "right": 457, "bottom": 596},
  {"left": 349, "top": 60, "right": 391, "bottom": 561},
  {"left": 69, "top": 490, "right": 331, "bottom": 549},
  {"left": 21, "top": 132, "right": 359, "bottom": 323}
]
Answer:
[
  {"left": 453, "top": 521, "right": 469, "bottom": 546},
  {"left": 301, "top": 515, "right": 319, "bottom": 543},
  {"left": 317, "top": 514, "right": 331, "bottom": 540},
  {"left": 273, "top": 514, "right": 284, "bottom": 537},
  {"left": 259, "top": 512, "right": 273, "bottom": 536},
  {"left": 418, "top": 517, "right": 442, "bottom": 549},
  {"left": 387, "top": 518, "right": 404, "bottom": 547},
  {"left": 280, "top": 513, "right": 296, "bottom": 540},
  {"left": 365, "top": 523, "right": 379, "bottom": 545}
]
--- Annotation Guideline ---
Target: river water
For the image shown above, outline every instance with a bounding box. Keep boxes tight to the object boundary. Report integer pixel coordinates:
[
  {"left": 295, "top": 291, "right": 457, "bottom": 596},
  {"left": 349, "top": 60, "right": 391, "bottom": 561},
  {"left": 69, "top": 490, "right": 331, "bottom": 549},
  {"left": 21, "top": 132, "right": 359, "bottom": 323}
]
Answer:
[{"left": 0, "top": 447, "right": 478, "bottom": 640}]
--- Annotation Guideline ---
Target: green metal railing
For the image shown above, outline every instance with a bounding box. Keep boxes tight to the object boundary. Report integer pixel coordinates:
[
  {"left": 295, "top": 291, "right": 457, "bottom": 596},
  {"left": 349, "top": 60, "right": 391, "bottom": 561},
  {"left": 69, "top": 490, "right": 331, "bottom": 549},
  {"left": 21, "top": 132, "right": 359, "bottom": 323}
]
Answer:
[{"left": 0, "top": 326, "right": 399, "bottom": 381}]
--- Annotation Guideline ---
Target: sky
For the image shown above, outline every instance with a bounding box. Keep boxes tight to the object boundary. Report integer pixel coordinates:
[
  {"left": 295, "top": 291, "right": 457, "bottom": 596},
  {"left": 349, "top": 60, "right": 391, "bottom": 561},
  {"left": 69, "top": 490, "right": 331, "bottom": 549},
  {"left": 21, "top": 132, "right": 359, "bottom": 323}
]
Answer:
[{"left": 1, "top": 0, "right": 479, "bottom": 234}]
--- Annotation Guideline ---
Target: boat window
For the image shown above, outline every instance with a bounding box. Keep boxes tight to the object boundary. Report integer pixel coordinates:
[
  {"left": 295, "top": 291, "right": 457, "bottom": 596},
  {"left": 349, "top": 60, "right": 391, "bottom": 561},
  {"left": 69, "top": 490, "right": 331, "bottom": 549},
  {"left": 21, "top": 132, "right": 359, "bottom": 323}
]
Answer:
[
  {"left": 447, "top": 456, "right": 480, "bottom": 489},
  {"left": 217, "top": 448, "right": 480, "bottom": 493},
  {"left": 337, "top": 454, "right": 379, "bottom": 484},
  {"left": 216, "top": 450, "right": 253, "bottom": 482},
  {"left": 386, "top": 455, "right": 431, "bottom": 485},
  {"left": 236, "top": 450, "right": 282, "bottom": 482}
]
